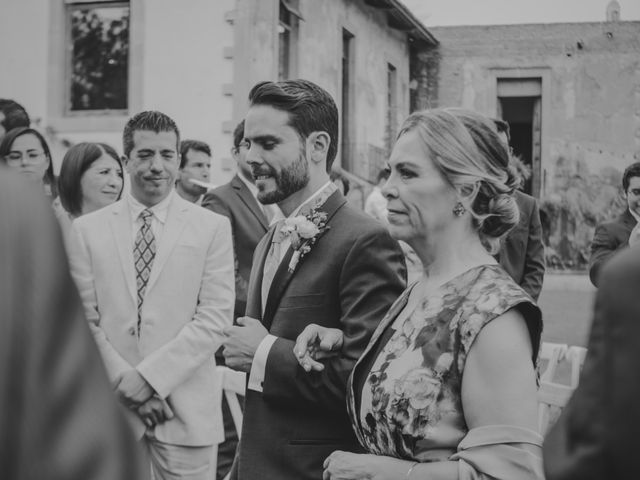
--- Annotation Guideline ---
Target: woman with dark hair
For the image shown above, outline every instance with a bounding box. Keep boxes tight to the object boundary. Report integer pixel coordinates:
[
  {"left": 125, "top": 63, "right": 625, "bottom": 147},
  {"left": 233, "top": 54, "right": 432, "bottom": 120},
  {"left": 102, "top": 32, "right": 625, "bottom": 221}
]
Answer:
[
  {"left": 58, "top": 142, "right": 124, "bottom": 219},
  {"left": 0, "top": 127, "right": 56, "bottom": 197},
  {"left": 295, "top": 108, "right": 543, "bottom": 480}
]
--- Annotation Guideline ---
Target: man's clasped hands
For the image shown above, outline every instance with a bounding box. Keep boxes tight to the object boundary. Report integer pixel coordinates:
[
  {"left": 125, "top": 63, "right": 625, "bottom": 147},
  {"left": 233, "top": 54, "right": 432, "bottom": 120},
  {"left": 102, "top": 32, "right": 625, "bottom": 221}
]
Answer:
[{"left": 115, "top": 369, "right": 174, "bottom": 428}]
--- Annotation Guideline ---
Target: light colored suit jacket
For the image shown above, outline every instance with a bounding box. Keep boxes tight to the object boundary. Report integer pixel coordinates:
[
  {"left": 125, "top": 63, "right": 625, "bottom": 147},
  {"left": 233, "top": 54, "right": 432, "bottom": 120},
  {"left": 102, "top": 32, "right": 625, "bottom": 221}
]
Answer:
[{"left": 68, "top": 193, "right": 235, "bottom": 446}]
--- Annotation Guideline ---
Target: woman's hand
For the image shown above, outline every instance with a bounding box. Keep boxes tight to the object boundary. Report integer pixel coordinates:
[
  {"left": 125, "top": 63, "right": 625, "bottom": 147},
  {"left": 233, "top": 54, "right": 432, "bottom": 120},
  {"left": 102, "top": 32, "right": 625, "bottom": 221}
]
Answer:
[
  {"left": 323, "top": 451, "right": 411, "bottom": 480},
  {"left": 293, "top": 324, "right": 344, "bottom": 372},
  {"left": 323, "top": 451, "right": 377, "bottom": 480}
]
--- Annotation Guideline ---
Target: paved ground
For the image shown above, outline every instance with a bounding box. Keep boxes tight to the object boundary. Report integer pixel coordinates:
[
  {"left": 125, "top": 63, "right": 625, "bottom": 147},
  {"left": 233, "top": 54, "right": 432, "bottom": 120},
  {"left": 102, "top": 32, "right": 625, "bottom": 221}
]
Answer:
[{"left": 538, "top": 273, "right": 596, "bottom": 347}]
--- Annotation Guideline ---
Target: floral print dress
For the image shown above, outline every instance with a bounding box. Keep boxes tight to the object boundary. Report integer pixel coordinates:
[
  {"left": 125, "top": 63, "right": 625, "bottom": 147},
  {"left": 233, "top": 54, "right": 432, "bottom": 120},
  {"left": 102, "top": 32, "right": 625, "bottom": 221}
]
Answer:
[{"left": 347, "top": 264, "right": 541, "bottom": 462}]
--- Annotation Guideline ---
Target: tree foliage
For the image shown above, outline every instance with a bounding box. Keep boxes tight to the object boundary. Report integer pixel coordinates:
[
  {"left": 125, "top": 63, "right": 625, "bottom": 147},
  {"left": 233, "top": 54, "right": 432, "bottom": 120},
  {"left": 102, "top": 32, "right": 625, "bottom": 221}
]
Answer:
[{"left": 69, "top": 6, "right": 130, "bottom": 111}]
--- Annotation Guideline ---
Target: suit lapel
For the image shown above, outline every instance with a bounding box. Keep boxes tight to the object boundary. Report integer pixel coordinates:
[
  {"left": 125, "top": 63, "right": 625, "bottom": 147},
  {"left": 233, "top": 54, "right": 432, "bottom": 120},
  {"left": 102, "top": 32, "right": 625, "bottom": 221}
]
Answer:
[
  {"left": 261, "top": 190, "right": 347, "bottom": 330},
  {"left": 146, "top": 195, "right": 188, "bottom": 292},
  {"left": 232, "top": 175, "right": 269, "bottom": 230},
  {"left": 246, "top": 227, "right": 275, "bottom": 321},
  {"left": 621, "top": 209, "right": 638, "bottom": 230},
  {"left": 262, "top": 248, "right": 295, "bottom": 330},
  {"left": 110, "top": 202, "right": 137, "bottom": 307}
]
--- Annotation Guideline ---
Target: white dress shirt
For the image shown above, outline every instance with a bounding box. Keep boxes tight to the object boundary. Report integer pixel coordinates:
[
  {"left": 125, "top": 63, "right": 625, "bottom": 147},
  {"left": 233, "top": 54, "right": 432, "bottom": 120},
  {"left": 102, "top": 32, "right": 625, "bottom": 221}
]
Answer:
[
  {"left": 127, "top": 189, "right": 174, "bottom": 246},
  {"left": 248, "top": 181, "right": 333, "bottom": 392}
]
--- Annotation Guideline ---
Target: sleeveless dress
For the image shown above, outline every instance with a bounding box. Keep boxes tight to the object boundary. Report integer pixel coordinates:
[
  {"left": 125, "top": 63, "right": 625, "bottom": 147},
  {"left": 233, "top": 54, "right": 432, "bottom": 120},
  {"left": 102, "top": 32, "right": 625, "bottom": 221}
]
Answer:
[{"left": 347, "top": 264, "right": 543, "bottom": 473}]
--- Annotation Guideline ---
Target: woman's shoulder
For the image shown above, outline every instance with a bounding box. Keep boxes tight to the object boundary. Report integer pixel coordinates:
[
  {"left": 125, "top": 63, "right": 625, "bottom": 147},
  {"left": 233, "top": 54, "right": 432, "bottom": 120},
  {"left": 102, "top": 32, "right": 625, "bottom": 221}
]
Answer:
[{"left": 455, "top": 265, "right": 542, "bottom": 361}]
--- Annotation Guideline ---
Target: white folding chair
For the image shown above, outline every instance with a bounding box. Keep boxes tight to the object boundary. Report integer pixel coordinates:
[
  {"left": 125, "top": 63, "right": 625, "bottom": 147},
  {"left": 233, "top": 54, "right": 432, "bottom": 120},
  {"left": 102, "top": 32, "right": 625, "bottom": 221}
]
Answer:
[
  {"left": 537, "top": 342, "right": 588, "bottom": 436},
  {"left": 216, "top": 366, "right": 246, "bottom": 438},
  {"left": 214, "top": 366, "right": 246, "bottom": 480},
  {"left": 538, "top": 342, "right": 568, "bottom": 383}
]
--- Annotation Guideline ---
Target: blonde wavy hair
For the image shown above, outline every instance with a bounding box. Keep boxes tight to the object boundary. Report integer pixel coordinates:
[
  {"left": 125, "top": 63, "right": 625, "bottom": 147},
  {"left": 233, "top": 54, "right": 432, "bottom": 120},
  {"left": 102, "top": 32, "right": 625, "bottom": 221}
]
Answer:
[{"left": 397, "top": 108, "right": 520, "bottom": 254}]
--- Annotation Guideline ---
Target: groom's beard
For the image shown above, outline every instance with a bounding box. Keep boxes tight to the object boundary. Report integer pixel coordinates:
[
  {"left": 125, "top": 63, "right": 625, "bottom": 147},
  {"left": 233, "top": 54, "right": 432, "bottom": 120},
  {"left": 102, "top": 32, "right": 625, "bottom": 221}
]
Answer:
[{"left": 255, "top": 150, "right": 310, "bottom": 205}]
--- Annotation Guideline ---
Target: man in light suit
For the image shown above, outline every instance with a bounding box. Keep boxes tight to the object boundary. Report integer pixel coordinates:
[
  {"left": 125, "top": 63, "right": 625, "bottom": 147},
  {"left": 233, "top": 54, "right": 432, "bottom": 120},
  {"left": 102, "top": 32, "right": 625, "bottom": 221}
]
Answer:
[
  {"left": 0, "top": 168, "right": 148, "bottom": 480},
  {"left": 68, "top": 111, "right": 235, "bottom": 479},
  {"left": 222, "top": 79, "right": 406, "bottom": 480},
  {"left": 589, "top": 162, "right": 640, "bottom": 287},
  {"left": 544, "top": 244, "right": 640, "bottom": 479}
]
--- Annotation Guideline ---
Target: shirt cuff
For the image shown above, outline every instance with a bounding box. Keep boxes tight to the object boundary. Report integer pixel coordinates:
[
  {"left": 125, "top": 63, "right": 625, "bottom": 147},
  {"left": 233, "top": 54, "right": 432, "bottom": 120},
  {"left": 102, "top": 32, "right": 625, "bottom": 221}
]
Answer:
[{"left": 248, "top": 334, "right": 278, "bottom": 392}]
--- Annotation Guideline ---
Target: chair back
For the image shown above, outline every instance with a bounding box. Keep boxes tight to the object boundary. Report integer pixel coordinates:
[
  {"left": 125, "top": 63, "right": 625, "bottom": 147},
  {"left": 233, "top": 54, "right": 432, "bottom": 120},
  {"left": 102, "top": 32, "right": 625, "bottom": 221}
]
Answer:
[{"left": 537, "top": 342, "right": 587, "bottom": 435}]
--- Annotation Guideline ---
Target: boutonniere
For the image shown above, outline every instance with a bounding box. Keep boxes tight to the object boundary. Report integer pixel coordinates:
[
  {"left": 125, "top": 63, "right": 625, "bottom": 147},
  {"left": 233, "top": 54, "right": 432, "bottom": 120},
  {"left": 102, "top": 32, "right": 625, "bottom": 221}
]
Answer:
[{"left": 280, "top": 207, "right": 330, "bottom": 273}]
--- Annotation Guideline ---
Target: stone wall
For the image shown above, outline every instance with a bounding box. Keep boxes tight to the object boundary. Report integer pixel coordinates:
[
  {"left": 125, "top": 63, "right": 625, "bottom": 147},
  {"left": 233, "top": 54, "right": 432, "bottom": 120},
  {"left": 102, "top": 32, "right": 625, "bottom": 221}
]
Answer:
[{"left": 424, "top": 21, "right": 640, "bottom": 269}]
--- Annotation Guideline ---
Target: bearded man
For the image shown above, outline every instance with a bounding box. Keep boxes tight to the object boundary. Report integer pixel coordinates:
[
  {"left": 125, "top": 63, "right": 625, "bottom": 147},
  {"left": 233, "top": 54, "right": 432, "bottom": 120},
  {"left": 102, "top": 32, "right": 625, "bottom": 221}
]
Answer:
[{"left": 221, "top": 79, "right": 406, "bottom": 480}]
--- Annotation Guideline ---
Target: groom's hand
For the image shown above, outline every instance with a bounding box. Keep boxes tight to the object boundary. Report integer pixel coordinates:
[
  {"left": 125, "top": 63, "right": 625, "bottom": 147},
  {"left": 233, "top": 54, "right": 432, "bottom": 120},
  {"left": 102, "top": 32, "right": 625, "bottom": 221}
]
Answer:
[{"left": 223, "top": 317, "right": 268, "bottom": 373}]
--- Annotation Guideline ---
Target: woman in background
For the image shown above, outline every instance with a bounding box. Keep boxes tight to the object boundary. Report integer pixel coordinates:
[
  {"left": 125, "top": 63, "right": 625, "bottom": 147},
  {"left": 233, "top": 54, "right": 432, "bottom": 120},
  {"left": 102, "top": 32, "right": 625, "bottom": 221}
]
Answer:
[
  {"left": 56, "top": 142, "right": 124, "bottom": 238},
  {"left": 0, "top": 126, "right": 56, "bottom": 198},
  {"left": 295, "top": 108, "right": 543, "bottom": 480}
]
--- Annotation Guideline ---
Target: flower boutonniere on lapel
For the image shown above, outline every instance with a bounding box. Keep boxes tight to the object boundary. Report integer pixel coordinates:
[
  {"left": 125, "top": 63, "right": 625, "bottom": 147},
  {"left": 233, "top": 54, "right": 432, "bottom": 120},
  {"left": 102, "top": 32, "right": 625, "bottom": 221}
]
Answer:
[{"left": 281, "top": 207, "right": 330, "bottom": 273}]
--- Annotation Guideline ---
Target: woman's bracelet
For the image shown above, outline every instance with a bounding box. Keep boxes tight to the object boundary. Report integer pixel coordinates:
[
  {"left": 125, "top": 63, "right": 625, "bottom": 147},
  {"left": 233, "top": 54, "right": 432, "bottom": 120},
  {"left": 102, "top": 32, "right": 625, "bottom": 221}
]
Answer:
[{"left": 406, "top": 461, "right": 419, "bottom": 479}]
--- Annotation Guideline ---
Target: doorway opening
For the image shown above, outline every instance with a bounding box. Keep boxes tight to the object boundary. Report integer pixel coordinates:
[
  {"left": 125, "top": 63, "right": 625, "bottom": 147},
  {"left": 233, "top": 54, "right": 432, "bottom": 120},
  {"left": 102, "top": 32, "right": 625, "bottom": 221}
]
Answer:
[{"left": 497, "top": 78, "right": 542, "bottom": 197}]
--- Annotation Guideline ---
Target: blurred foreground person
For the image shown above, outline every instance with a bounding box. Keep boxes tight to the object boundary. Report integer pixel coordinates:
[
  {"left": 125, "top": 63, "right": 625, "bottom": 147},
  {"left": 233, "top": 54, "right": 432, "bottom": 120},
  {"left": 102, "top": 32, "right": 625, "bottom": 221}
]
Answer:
[
  {"left": 589, "top": 162, "right": 640, "bottom": 286},
  {"left": 0, "top": 127, "right": 56, "bottom": 198},
  {"left": 544, "top": 244, "right": 640, "bottom": 479},
  {"left": 0, "top": 167, "right": 148, "bottom": 480},
  {"left": 296, "top": 108, "right": 543, "bottom": 480}
]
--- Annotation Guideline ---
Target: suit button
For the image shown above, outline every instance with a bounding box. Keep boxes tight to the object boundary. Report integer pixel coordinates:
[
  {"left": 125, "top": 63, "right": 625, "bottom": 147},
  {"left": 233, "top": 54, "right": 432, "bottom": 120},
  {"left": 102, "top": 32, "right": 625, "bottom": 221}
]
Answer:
[{"left": 128, "top": 326, "right": 136, "bottom": 336}]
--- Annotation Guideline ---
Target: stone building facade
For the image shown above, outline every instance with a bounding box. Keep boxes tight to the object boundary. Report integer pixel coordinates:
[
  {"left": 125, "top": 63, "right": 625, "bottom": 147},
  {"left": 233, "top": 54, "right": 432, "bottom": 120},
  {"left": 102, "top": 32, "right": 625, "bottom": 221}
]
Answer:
[
  {"left": 228, "top": 0, "right": 436, "bottom": 191},
  {"left": 418, "top": 19, "right": 640, "bottom": 268}
]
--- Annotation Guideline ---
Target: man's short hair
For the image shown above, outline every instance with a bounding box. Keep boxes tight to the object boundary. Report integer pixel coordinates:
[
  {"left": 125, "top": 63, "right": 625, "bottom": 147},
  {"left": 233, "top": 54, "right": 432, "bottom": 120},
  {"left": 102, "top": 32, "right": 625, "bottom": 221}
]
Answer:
[
  {"left": 493, "top": 118, "right": 511, "bottom": 143},
  {"left": 0, "top": 99, "right": 30, "bottom": 133},
  {"left": 622, "top": 162, "right": 640, "bottom": 192},
  {"left": 232, "top": 120, "right": 245, "bottom": 150},
  {"left": 123, "top": 111, "right": 180, "bottom": 158},
  {"left": 248, "top": 79, "right": 339, "bottom": 172},
  {"left": 179, "top": 139, "right": 211, "bottom": 169}
]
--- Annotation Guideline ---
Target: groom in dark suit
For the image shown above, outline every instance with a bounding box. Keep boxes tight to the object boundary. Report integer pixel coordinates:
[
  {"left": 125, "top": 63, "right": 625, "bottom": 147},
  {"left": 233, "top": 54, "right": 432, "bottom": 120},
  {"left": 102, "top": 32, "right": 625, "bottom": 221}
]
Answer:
[{"left": 222, "top": 79, "right": 406, "bottom": 480}]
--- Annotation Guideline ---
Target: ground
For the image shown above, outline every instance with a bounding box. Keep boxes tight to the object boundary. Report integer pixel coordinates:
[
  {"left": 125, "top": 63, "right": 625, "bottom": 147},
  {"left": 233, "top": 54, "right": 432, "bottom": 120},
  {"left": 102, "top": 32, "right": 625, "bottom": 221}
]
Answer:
[{"left": 539, "top": 273, "right": 595, "bottom": 348}]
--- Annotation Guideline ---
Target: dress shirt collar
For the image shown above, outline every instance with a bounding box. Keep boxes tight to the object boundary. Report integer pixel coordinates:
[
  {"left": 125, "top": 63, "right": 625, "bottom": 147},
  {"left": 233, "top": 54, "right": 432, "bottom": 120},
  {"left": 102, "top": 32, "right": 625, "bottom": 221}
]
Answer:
[
  {"left": 289, "top": 181, "right": 334, "bottom": 218},
  {"left": 629, "top": 207, "right": 640, "bottom": 224},
  {"left": 127, "top": 189, "right": 174, "bottom": 224},
  {"left": 237, "top": 170, "right": 259, "bottom": 198}
]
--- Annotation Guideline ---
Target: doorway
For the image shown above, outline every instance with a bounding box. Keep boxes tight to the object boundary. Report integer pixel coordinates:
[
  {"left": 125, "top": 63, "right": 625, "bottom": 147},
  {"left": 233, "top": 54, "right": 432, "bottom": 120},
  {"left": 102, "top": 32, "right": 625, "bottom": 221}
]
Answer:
[{"left": 497, "top": 78, "right": 542, "bottom": 197}]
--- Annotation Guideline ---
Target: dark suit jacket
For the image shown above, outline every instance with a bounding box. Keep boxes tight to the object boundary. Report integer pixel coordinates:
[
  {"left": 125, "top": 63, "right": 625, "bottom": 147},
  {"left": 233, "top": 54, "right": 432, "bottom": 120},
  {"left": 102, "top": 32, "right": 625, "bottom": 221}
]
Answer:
[
  {"left": 0, "top": 169, "right": 147, "bottom": 480},
  {"left": 233, "top": 190, "right": 406, "bottom": 480},
  {"left": 544, "top": 244, "right": 640, "bottom": 480},
  {"left": 589, "top": 209, "right": 637, "bottom": 287},
  {"left": 498, "top": 190, "right": 545, "bottom": 300},
  {"left": 203, "top": 174, "right": 270, "bottom": 319}
]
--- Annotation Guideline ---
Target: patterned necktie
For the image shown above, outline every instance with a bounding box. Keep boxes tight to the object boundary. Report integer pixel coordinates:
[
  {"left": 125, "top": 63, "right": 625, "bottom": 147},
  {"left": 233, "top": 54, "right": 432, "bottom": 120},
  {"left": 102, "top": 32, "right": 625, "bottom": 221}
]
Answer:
[
  {"left": 134, "top": 209, "right": 156, "bottom": 334},
  {"left": 261, "top": 220, "right": 286, "bottom": 315}
]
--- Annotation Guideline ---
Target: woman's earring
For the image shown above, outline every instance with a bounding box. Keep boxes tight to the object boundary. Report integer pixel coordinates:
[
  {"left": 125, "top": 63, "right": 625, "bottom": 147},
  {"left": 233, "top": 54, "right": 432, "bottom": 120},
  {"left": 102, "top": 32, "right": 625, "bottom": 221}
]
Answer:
[{"left": 453, "top": 202, "right": 466, "bottom": 217}]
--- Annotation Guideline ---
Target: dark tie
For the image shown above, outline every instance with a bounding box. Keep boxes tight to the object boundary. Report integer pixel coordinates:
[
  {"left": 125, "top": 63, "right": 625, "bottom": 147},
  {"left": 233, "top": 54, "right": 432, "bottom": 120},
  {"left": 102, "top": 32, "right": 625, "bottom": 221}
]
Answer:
[
  {"left": 134, "top": 209, "right": 156, "bottom": 335},
  {"left": 261, "top": 220, "right": 286, "bottom": 314}
]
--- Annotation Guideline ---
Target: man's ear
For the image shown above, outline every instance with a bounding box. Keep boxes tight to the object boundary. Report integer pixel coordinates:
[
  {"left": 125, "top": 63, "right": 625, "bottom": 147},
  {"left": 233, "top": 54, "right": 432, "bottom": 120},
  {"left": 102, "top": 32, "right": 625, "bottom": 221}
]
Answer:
[{"left": 307, "top": 131, "right": 330, "bottom": 166}]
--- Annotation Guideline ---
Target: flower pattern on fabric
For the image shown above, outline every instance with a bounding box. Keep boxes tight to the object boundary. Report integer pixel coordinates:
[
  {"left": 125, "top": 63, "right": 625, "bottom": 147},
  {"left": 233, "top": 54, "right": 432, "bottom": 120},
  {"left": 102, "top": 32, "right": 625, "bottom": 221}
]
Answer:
[{"left": 352, "top": 265, "right": 539, "bottom": 461}]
